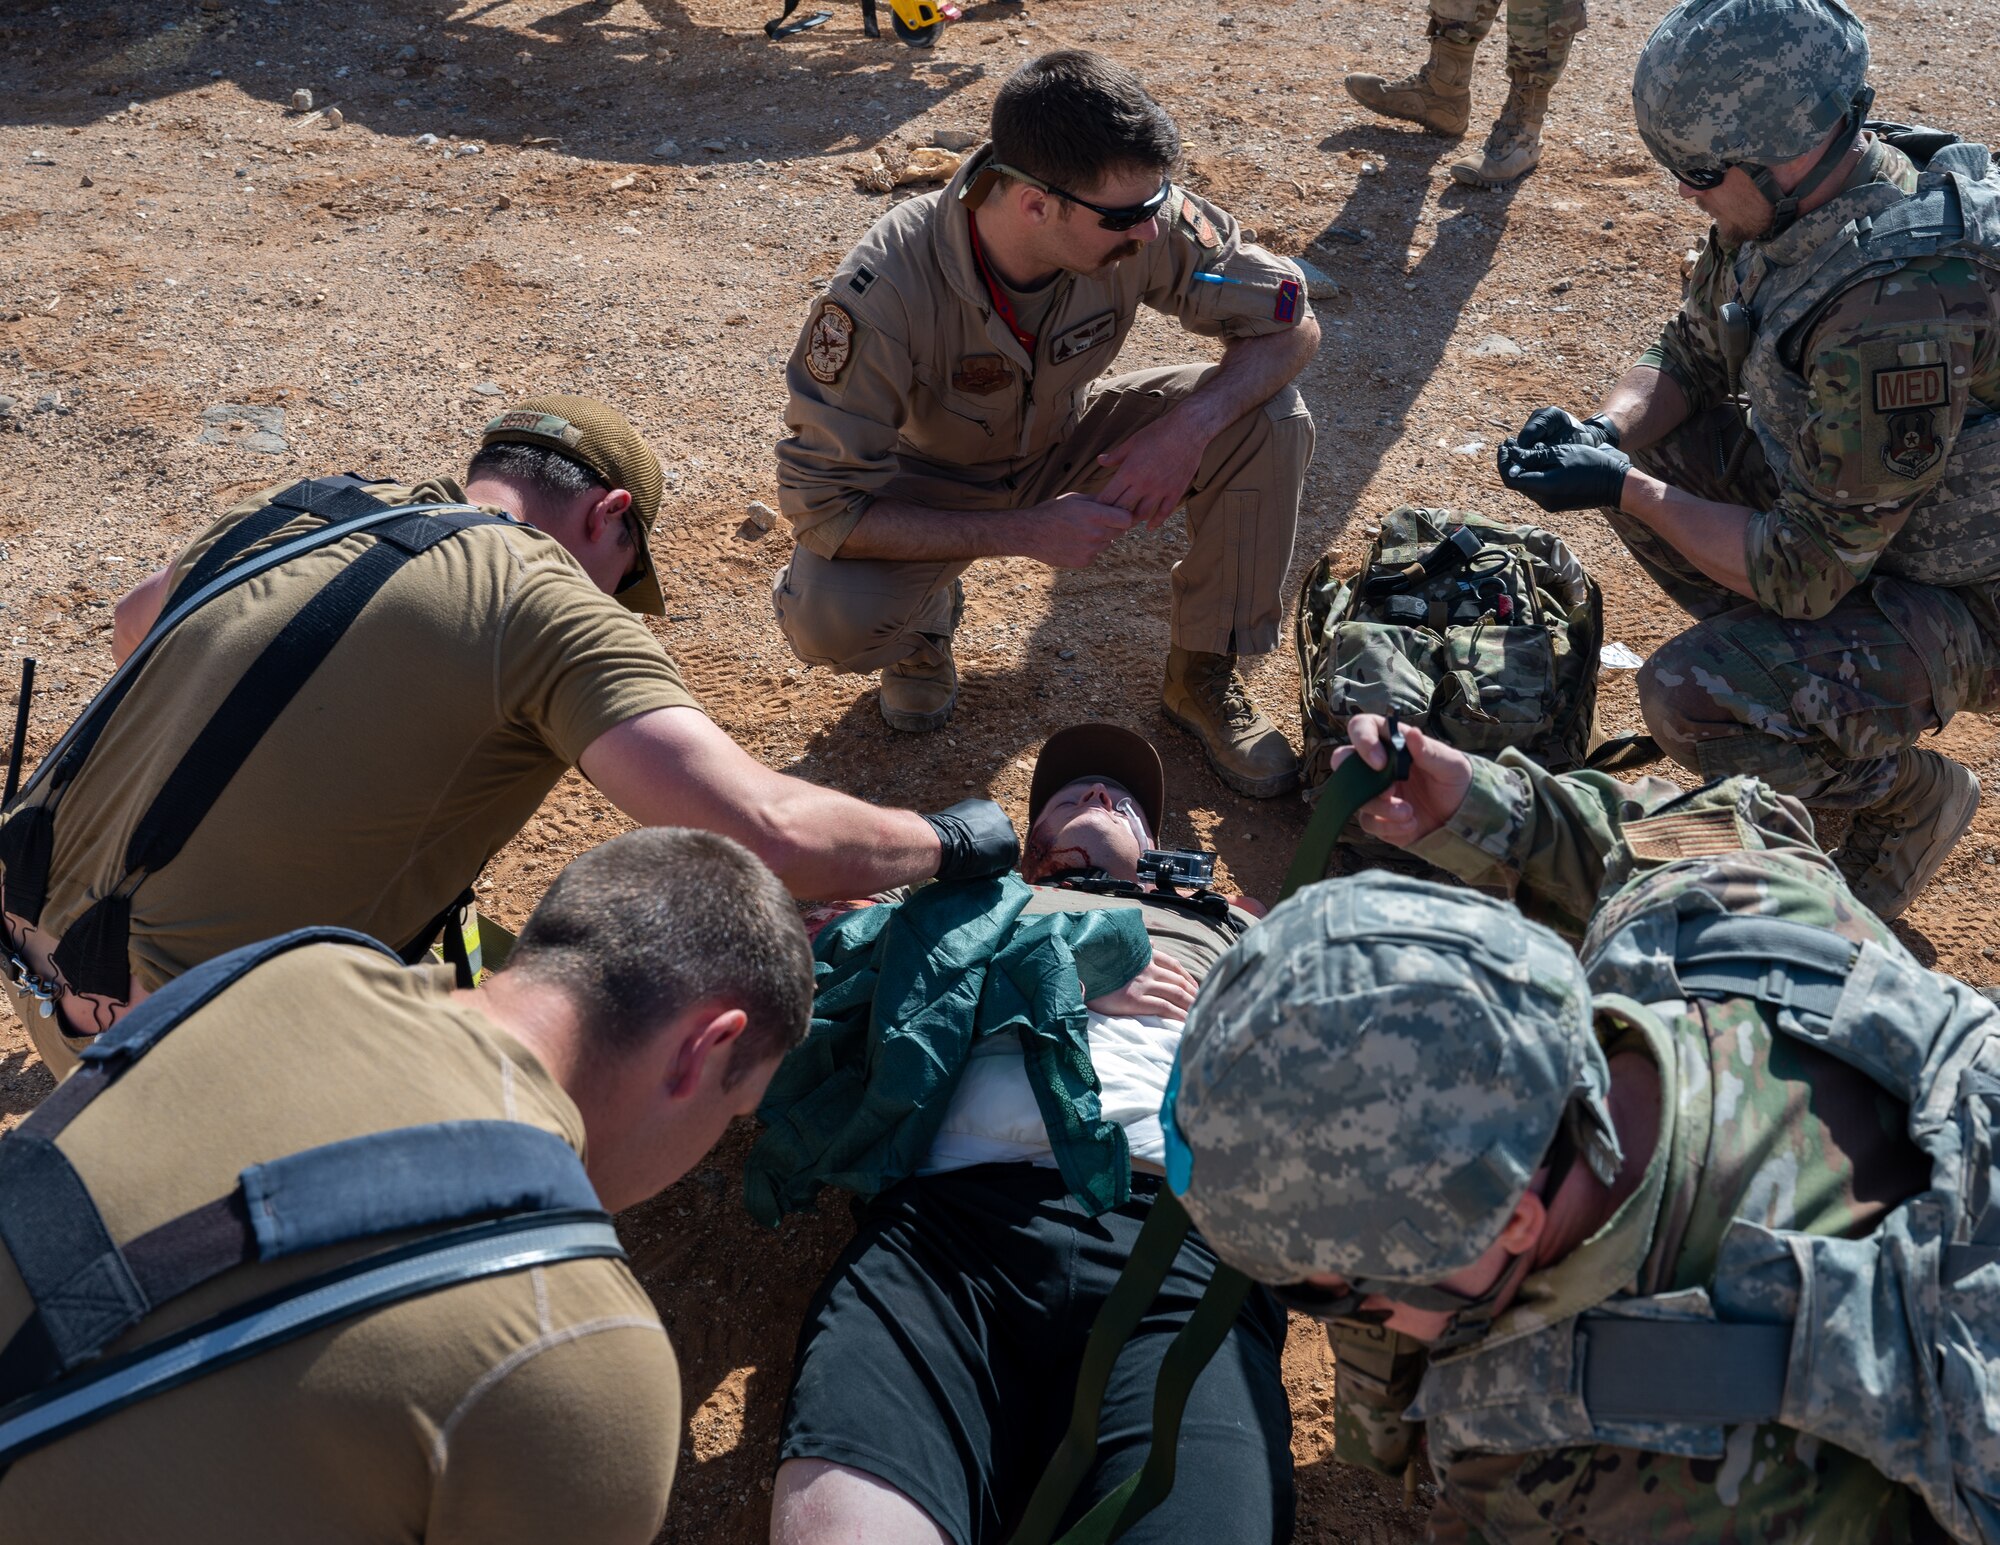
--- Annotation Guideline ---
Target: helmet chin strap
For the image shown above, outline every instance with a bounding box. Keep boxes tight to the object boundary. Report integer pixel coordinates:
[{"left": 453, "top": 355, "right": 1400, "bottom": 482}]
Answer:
[{"left": 1743, "top": 86, "right": 1876, "bottom": 239}]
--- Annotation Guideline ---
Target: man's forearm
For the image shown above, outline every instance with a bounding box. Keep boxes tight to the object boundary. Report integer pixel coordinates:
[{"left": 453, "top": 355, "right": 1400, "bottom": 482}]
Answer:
[
  {"left": 1598, "top": 364, "right": 1691, "bottom": 456},
  {"left": 1618, "top": 471, "right": 1755, "bottom": 598},
  {"left": 836, "top": 498, "right": 1027, "bottom": 562},
  {"left": 1172, "top": 319, "right": 1320, "bottom": 444}
]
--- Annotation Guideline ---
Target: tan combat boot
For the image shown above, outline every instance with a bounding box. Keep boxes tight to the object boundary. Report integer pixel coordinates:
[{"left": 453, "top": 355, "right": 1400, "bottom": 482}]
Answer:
[
  {"left": 1162, "top": 646, "right": 1300, "bottom": 799},
  {"left": 1451, "top": 77, "right": 1553, "bottom": 187},
  {"left": 1344, "top": 34, "right": 1477, "bottom": 138},
  {"left": 880, "top": 637, "right": 957, "bottom": 733},
  {"left": 1835, "top": 748, "right": 1981, "bottom": 919}
]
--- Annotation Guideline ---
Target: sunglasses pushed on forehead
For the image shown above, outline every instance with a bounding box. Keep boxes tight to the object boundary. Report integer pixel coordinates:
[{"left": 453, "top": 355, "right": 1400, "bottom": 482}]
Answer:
[{"left": 986, "top": 161, "right": 1173, "bottom": 231}]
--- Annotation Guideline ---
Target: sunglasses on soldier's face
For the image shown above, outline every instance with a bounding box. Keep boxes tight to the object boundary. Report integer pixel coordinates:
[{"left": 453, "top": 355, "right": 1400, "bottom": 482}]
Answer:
[
  {"left": 1674, "top": 162, "right": 1731, "bottom": 191},
  {"left": 988, "top": 162, "right": 1173, "bottom": 232}
]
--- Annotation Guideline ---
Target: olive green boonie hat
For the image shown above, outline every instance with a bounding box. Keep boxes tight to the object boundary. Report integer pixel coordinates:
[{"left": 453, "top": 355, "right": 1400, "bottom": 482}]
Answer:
[
  {"left": 1164, "top": 872, "right": 1621, "bottom": 1289},
  {"left": 481, "top": 393, "right": 666, "bottom": 616}
]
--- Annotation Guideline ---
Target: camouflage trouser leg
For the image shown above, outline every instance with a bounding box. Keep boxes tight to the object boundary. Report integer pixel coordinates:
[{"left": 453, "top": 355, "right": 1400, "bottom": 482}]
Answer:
[
  {"left": 1629, "top": 404, "right": 2000, "bottom": 805},
  {"left": 1503, "top": 0, "right": 1585, "bottom": 83},
  {"left": 1428, "top": 0, "right": 1505, "bottom": 49}
]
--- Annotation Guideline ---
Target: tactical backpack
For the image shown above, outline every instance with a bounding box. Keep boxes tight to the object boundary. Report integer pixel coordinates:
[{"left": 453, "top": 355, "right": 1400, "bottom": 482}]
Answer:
[
  {"left": 1295, "top": 506, "right": 1647, "bottom": 796},
  {"left": 0, "top": 928, "right": 624, "bottom": 1473}
]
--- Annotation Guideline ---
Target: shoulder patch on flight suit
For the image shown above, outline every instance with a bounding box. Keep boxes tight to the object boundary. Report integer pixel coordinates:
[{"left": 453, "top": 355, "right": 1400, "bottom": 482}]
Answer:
[
  {"left": 1173, "top": 188, "right": 1222, "bottom": 254},
  {"left": 806, "top": 301, "right": 856, "bottom": 385},
  {"left": 1621, "top": 808, "right": 1750, "bottom": 863},
  {"left": 952, "top": 353, "right": 1015, "bottom": 395},
  {"left": 1049, "top": 312, "right": 1117, "bottom": 366}
]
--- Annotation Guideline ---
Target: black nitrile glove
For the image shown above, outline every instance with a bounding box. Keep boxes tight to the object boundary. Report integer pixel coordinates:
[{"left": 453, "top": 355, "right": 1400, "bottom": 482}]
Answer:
[
  {"left": 1517, "top": 406, "right": 1622, "bottom": 451},
  {"left": 924, "top": 798, "right": 1020, "bottom": 882},
  {"left": 1496, "top": 438, "right": 1632, "bottom": 513}
]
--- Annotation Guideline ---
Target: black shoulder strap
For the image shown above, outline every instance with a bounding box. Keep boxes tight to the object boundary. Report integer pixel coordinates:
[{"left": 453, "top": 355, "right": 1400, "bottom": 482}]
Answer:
[
  {"left": 38, "top": 507, "right": 509, "bottom": 1001},
  {"left": 159, "top": 477, "right": 395, "bottom": 615}
]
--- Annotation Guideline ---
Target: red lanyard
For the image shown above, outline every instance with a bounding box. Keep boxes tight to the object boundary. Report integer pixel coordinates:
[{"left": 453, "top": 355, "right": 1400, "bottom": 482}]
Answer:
[{"left": 966, "top": 210, "right": 1038, "bottom": 357}]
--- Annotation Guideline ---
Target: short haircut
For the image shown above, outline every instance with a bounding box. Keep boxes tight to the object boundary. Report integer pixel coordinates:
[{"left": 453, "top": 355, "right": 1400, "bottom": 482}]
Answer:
[
  {"left": 504, "top": 828, "right": 813, "bottom": 1084},
  {"left": 990, "top": 51, "right": 1180, "bottom": 194},
  {"left": 465, "top": 440, "right": 608, "bottom": 516}
]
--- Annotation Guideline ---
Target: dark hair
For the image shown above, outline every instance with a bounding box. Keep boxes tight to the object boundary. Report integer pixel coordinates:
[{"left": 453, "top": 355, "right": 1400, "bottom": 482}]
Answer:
[
  {"left": 505, "top": 828, "right": 813, "bottom": 1085},
  {"left": 990, "top": 51, "right": 1180, "bottom": 193},
  {"left": 465, "top": 440, "right": 608, "bottom": 517}
]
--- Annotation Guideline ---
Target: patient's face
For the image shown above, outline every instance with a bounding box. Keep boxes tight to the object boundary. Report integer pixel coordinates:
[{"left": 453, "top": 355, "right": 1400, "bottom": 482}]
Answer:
[{"left": 1024, "top": 778, "right": 1153, "bottom": 883}]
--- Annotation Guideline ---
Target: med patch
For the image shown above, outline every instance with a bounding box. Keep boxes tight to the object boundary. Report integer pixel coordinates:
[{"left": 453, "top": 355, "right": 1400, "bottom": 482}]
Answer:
[
  {"left": 1873, "top": 362, "right": 1948, "bottom": 413},
  {"left": 1049, "top": 311, "right": 1117, "bottom": 365}
]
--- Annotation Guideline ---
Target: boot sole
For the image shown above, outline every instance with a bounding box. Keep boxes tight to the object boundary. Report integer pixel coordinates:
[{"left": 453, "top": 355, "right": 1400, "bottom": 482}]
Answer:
[
  {"left": 1161, "top": 703, "right": 1300, "bottom": 799},
  {"left": 880, "top": 689, "right": 957, "bottom": 733},
  {"left": 1842, "top": 765, "right": 1982, "bottom": 919},
  {"left": 1450, "top": 156, "right": 1539, "bottom": 187}
]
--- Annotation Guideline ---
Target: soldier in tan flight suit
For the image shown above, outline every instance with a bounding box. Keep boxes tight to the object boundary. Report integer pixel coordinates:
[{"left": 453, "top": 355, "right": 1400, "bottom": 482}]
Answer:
[{"left": 773, "top": 50, "right": 1320, "bottom": 798}]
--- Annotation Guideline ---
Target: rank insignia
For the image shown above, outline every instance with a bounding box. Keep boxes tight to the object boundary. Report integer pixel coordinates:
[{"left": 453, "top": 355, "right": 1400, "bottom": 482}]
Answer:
[
  {"left": 1274, "top": 278, "right": 1301, "bottom": 324},
  {"left": 952, "top": 354, "right": 1014, "bottom": 395},
  {"left": 1049, "top": 311, "right": 1117, "bottom": 365},
  {"left": 849, "top": 266, "right": 877, "bottom": 297},
  {"left": 805, "top": 301, "right": 855, "bottom": 386},
  {"left": 1882, "top": 408, "right": 1943, "bottom": 479}
]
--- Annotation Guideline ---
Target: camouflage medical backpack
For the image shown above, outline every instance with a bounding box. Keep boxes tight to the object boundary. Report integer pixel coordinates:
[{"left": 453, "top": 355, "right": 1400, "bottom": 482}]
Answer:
[{"left": 1296, "top": 506, "right": 1634, "bottom": 792}]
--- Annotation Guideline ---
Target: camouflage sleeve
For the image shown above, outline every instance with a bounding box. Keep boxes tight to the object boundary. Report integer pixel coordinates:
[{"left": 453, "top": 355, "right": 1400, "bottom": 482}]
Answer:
[
  {"left": 775, "top": 287, "right": 919, "bottom": 560},
  {"left": 1748, "top": 262, "right": 1985, "bottom": 618},
  {"left": 1140, "top": 186, "right": 1308, "bottom": 342},
  {"left": 1329, "top": 1320, "right": 1428, "bottom": 1479},
  {"left": 1404, "top": 750, "right": 1687, "bottom": 940},
  {"left": 1632, "top": 226, "right": 1733, "bottom": 418}
]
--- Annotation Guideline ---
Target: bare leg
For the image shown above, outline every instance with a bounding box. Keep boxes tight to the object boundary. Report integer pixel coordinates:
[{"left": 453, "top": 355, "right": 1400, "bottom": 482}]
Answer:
[{"left": 770, "top": 1458, "right": 953, "bottom": 1545}]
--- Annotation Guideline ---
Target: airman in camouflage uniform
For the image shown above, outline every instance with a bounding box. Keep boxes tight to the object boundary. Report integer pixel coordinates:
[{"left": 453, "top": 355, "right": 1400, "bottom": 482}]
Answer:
[
  {"left": 1496, "top": 0, "right": 1999, "bottom": 919},
  {"left": 1166, "top": 717, "right": 1948, "bottom": 1541},
  {"left": 1343, "top": 0, "right": 1586, "bottom": 187}
]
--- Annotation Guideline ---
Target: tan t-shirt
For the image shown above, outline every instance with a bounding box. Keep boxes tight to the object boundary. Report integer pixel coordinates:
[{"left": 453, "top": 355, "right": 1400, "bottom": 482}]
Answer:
[
  {"left": 0, "top": 942, "right": 678, "bottom": 1544},
  {"left": 12, "top": 477, "right": 697, "bottom": 1008}
]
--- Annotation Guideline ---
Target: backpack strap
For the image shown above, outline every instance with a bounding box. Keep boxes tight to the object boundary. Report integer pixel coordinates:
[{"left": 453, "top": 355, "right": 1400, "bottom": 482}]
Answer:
[
  {"left": 28, "top": 506, "right": 509, "bottom": 1003},
  {"left": 1669, "top": 912, "right": 1857, "bottom": 1026},
  {"left": 0, "top": 1211, "right": 622, "bottom": 1471}
]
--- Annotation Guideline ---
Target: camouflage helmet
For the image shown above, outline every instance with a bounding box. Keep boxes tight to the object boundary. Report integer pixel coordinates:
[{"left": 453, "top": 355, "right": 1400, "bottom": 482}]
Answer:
[
  {"left": 1633, "top": 0, "right": 1868, "bottom": 185},
  {"left": 1164, "top": 873, "right": 1621, "bottom": 1289}
]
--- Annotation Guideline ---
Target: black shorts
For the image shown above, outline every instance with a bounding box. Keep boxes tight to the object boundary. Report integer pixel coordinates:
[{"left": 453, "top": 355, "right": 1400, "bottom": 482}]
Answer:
[{"left": 778, "top": 1164, "right": 1295, "bottom": 1545}]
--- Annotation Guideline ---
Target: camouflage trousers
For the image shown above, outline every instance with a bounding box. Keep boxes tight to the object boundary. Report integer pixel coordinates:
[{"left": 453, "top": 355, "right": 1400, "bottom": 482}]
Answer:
[
  {"left": 1613, "top": 404, "right": 2000, "bottom": 807},
  {"left": 1429, "top": 0, "right": 1585, "bottom": 83}
]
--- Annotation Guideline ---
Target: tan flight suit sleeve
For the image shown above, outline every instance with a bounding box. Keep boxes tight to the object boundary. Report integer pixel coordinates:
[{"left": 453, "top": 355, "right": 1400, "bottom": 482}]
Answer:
[
  {"left": 1140, "top": 185, "right": 1308, "bottom": 342},
  {"left": 424, "top": 1321, "right": 682, "bottom": 1545},
  {"left": 775, "top": 284, "right": 922, "bottom": 560}
]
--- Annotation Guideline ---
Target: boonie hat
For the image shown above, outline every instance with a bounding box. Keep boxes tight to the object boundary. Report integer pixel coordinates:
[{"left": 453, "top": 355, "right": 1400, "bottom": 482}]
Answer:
[
  {"left": 480, "top": 393, "right": 666, "bottom": 616},
  {"left": 1029, "top": 722, "right": 1167, "bottom": 837}
]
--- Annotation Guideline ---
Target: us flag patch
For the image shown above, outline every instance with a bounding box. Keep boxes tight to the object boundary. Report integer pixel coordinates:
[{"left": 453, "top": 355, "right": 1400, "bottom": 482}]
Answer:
[{"left": 1274, "top": 279, "right": 1301, "bottom": 324}]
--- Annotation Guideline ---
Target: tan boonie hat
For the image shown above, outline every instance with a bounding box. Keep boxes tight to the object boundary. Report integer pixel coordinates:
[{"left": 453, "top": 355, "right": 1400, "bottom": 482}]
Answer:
[
  {"left": 480, "top": 393, "right": 666, "bottom": 616},
  {"left": 1029, "top": 722, "right": 1167, "bottom": 837}
]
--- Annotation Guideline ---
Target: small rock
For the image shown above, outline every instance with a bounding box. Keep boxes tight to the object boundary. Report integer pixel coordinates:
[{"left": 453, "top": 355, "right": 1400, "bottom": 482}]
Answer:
[
  {"left": 290, "top": 87, "right": 313, "bottom": 112},
  {"left": 454, "top": 142, "right": 484, "bottom": 156},
  {"left": 34, "top": 393, "right": 60, "bottom": 413},
  {"left": 25, "top": 150, "right": 55, "bottom": 166},
  {"left": 1359, "top": 160, "right": 1380, "bottom": 177},
  {"left": 1292, "top": 256, "right": 1339, "bottom": 301},
  {"left": 894, "top": 146, "right": 961, "bottom": 187},
  {"left": 930, "top": 127, "right": 980, "bottom": 152},
  {"left": 724, "top": 311, "right": 749, "bottom": 325},
  {"left": 494, "top": 193, "right": 514, "bottom": 210},
  {"left": 1471, "top": 334, "right": 1523, "bottom": 360},
  {"left": 472, "top": 381, "right": 504, "bottom": 397},
  {"left": 394, "top": 97, "right": 414, "bottom": 109},
  {"left": 606, "top": 172, "right": 637, "bottom": 192},
  {"left": 79, "top": 174, "right": 93, "bottom": 188},
  {"left": 1217, "top": 11, "right": 1234, "bottom": 21},
  {"left": 416, "top": 132, "right": 439, "bottom": 146},
  {"left": 701, "top": 139, "right": 728, "bottom": 153},
  {"left": 1318, "top": 225, "right": 1370, "bottom": 246},
  {"left": 1549, "top": 277, "right": 1572, "bottom": 294},
  {"left": 1601, "top": 218, "right": 1616, "bottom": 230},
  {"left": 241, "top": 430, "right": 288, "bottom": 455},
  {"left": 651, "top": 139, "right": 682, "bottom": 158},
  {"left": 1058, "top": 649, "right": 1078, "bottom": 661},
  {"left": 324, "top": 107, "right": 343, "bottom": 129},
  {"left": 396, "top": 43, "right": 419, "bottom": 59},
  {"left": 0, "top": 396, "right": 13, "bottom": 415},
  {"left": 745, "top": 500, "right": 778, "bottom": 530}
]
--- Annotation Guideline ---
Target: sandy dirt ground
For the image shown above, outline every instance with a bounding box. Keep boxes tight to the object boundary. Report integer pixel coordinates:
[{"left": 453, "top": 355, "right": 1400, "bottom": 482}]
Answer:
[{"left": 2, "top": 0, "right": 1997, "bottom": 1536}]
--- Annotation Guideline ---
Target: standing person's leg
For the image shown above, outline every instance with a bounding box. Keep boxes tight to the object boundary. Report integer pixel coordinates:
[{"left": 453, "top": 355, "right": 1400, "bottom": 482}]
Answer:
[
  {"left": 1636, "top": 576, "right": 1997, "bottom": 917},
  {"left": 1343, "top": 0, "right": 1497, "bottom": 138},
  {"left": 1041, "top": 365, "right": 1312, "bottom": 797},
  {"left": 1450, "top": 0, "right": 1586, "bottom": 186}
]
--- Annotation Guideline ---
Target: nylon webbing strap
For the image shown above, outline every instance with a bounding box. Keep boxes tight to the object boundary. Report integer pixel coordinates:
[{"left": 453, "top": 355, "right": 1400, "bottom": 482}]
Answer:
[
  {"left": 1672, "top": 913, "right": 1856, "bottom": 1024},
  {"left": 0, "top": 1214, "right": 624, "bottom": 1469},
  {"left": 11, "top": 495, "right": 485, "bottom": 811},
  {"left": 1577, "top": 1316, "right": 1789, "bottom": 1425},
  {"left": 1019, "top": 734, "right": 1412, "bottom": 1545}
]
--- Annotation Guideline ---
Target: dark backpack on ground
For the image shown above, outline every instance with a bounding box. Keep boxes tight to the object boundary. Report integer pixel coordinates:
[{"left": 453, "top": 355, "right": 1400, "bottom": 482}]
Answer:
[{"left": 1295, "top": 505, "right": 1649, "bottom": 796}]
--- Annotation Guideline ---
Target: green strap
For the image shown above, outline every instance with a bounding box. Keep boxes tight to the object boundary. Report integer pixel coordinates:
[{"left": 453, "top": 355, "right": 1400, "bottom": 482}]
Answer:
[
  {"left": 1014, "top": 733, "right": 1408, "bottom": 1545},
  {"left": 1278, "top": 731, "right": 1403, "bottom": 901},
  {"left": 1009, "top": 1193, "right": 1194, "bottom": 1545}
]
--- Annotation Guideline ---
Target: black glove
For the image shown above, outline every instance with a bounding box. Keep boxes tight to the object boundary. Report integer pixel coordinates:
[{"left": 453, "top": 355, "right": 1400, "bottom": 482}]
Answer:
[
  {"left": 924, "top": 798, "right": 1019, "bottom": 882},
  {"left": 1517, "top": 406, "right": 1622, "bottom": 451},
  {"left": 1496, "top": 438, "right": 1632, "bottom": 513}
]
